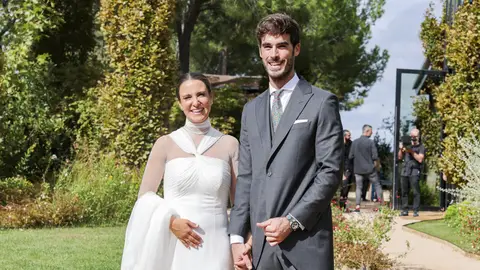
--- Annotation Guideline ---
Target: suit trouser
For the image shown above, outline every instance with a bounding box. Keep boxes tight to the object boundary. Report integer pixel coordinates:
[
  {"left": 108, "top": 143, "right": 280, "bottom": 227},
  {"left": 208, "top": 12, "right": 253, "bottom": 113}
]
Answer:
[
  {"left": 256, "top": 241, "right": 296, "bottom": 270},
  {"left": 340, "top": 172, "right": 354, "bottom": 198},
  {"left": 355, "top": 171, "right": 383, "bottom": 206},
  {"left": 401, "top": 175, "right": 420, "bottom": 212}
]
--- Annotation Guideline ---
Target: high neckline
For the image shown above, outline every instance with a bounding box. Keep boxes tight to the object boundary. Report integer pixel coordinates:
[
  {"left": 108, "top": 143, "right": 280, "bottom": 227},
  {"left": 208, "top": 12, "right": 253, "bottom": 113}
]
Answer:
[{"left": 184, "top": 118, "right": 211, "bottom": 135}]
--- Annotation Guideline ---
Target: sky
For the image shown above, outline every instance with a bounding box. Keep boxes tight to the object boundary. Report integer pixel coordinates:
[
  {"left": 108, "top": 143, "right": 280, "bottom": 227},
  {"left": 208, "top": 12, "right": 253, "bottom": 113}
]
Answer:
[{"left": 340, "top": 0, "right": 443, "bottom": 142}]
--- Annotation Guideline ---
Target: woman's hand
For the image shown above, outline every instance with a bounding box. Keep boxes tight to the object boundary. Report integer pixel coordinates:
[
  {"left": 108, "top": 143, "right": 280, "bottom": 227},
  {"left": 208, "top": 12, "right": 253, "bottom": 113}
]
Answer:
[{"left": 170, "top": 216, "right": 202, "bottom": 249}]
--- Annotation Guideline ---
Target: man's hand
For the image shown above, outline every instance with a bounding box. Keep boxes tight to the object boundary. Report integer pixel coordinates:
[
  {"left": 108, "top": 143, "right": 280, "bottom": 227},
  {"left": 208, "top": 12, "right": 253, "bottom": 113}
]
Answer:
[
  {"left": 257, "top": 217, "right": 292, "bottom": 246},
  {"left": 231, "top": 243, "right": 252, "bottom": 270}
]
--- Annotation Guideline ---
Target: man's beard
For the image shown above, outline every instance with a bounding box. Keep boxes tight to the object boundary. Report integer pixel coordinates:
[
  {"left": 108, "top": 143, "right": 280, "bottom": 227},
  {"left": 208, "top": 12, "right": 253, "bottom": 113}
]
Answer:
[{"left": 264, "top": 56, "right": 295, "bottom": 80}]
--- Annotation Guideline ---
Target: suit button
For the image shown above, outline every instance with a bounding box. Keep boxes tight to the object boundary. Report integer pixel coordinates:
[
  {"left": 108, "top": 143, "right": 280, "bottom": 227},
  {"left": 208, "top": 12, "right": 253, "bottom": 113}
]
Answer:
[{"left": 267, "top": 171, "right": 272, "bottom": 177}]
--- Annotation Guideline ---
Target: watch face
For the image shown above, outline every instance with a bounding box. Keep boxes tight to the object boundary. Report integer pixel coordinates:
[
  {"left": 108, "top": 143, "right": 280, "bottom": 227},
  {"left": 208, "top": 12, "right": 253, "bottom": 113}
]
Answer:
[{"left": 291, "top": 221, "right": 299, "bottom": 230}]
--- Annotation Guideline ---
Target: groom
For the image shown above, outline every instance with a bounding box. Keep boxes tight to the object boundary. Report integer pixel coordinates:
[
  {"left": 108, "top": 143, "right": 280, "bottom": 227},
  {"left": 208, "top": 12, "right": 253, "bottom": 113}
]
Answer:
[{"left": 229, "top": 13, "right": 344, "bottom": 270}]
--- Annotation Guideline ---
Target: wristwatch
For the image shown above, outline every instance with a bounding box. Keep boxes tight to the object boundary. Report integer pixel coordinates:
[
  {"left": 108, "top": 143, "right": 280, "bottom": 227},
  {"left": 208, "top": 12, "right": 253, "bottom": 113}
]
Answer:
[{"left": 286, "top": 214, "right": 300, "bottom": 231}]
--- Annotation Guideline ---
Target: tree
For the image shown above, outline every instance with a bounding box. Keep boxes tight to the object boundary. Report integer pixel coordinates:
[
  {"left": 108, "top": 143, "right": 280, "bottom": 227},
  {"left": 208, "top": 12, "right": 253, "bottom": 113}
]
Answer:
[
  {"left": 417, "top": 1, "right": 480, "bottom": 185},
  {"left": 0, "top": 0, "right": 63, "bottom": 180},
  {"left": 77, "top": 0, "right": 177, "bottom": 167},
  {"left": 175, "top": 0, "right": 209, "bottom": 73},
  {"left": 188, "top": 0, "right": 389, "bottom": 110}
]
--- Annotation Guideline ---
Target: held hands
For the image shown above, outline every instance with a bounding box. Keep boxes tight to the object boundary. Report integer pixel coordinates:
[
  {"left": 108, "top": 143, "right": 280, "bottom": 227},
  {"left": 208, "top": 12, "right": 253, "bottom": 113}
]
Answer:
[
  {"left": 257, "top": 217, "right": 292, "bottom": 246},
  {"left": 231, "top": 240, "right": 253, "bottom": 270},
  {"left": 169, "top": 216, "right": 202, "bottom": 249}
]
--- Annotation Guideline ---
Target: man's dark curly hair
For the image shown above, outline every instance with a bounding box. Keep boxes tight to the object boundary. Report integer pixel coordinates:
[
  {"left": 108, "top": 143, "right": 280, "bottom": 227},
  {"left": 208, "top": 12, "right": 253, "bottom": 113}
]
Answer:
[{"left": 256, "top": 13, "right": 301, "bottom": 47}]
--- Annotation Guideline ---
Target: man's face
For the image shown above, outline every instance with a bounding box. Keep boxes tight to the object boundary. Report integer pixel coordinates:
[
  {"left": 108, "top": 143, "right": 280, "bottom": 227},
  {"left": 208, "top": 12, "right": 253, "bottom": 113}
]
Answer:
[
  {"left": 259, "top": 33, "right": 300, "bottom": 80},
  {"left": 344, "top": 132, "right": 351, "bottom": 141},
  {"left": 410, "top": 130, "right": 419, "bottom": 144}
]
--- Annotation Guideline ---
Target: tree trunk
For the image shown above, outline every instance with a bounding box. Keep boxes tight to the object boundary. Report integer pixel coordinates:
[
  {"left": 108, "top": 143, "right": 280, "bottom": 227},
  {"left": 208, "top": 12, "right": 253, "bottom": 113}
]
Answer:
[{"left": 176, "top": 0, "right": 205, "bottom": 74}]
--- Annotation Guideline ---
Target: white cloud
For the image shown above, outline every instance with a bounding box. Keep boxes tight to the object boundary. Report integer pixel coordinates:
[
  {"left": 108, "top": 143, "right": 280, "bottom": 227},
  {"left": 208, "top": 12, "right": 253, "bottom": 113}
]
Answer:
[{"left": 341, "top": 0, "right": 443, "bottom": 142}]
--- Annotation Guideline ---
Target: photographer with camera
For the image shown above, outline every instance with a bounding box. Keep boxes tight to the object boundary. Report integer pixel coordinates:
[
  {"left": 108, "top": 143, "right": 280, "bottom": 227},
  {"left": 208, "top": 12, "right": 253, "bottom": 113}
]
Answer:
[{"left": 398, "top": 128, "right": 425, "bottom": 217}]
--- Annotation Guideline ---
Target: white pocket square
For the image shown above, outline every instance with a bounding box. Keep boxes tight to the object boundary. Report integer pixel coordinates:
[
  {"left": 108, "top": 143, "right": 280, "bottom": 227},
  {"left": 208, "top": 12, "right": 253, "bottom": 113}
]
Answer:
[{"left": 294, "top": 119, "right": 308, "bottom": 124}]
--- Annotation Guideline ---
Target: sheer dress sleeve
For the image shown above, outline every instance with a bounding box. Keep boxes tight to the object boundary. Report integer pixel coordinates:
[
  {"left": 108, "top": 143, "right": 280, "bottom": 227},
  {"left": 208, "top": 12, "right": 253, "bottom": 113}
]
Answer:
[{"left": 138, "top": 136, "right": 168, "bottom": 197}]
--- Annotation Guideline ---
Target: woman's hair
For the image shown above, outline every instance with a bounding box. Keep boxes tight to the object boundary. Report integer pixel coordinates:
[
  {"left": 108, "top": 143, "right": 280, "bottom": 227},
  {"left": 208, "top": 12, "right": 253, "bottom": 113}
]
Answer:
[{"left": 177, "top": 72, "right": 212, "bottom": 100}]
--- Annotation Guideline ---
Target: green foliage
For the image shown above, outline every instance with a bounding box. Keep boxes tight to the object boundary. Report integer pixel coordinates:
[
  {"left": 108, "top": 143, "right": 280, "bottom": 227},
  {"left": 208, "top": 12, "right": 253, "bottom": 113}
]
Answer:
[
  {"left": 443, "top": 201, "right": 480, "bottom": 253},
  {"left": 55, "top": 152, "right": 141, "bottom": 225},
  {"left": 77, "top": 0, "right": 178, "bottom": 167},
  {"left": 0, "top": 0, "right": 69, "bottom": 181},
  {"left": 0, "top": 153, "right": 142, "bottom": 228},
  {"left": 444, "top": 203, "right": 461, "bottom": 228},
  {"left": 418, "top": 1, "right": 480, "bottom": 185},
  {"left": 0, "top": 177, "right": 35, "bottom": 205},
  {"left": 412, "top": 95, "right": 442, "bottom": 172},
  {"left": 0, "top": 181, "right": 85, "bottom": 229},
  {"left": 440, "top": 131, "right": 480, "bottom": 206},
  {"left": 440, "top": 130, "right": 480, "bottom": 252},
  {"left": 189, "top": 0, "right": 389, "bottom": 110},
  {"left": 408, "top": 180, "right": 439, "bottom": 206},
  {"left": 373, "top": 132, "right": 393, "bottom": 181},
  {"left": 332, "top": 201, "right": 398, "bottom": 269},
  {"left": 0, "top": 191, "right": 85, "bottom": 229}
]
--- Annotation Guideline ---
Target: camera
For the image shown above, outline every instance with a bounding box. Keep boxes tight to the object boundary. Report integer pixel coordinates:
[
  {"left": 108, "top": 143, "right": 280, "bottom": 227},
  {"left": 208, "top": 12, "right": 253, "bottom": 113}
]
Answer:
[{"left": 401, "top": 135, "right": 412, "bottom": 148}]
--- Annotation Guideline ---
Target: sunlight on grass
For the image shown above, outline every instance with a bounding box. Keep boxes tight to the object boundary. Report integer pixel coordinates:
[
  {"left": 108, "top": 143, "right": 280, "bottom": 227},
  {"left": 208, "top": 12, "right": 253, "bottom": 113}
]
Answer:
[
  {"left": 0, "top": 226, "right": 126, "bottom": 270},
  {"left": 407, "top": 219, "right": 478, "bottom": 255}
]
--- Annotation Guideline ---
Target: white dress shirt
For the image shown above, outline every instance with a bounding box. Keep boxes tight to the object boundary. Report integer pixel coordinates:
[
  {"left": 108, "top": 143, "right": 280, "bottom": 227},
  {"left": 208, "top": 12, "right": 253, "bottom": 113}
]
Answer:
[
  {"left": 230, "top": 74, "right": 304, "bottom": 245},
  {"left": 269, "top": 73, "right": 300, "bottom": 111}
]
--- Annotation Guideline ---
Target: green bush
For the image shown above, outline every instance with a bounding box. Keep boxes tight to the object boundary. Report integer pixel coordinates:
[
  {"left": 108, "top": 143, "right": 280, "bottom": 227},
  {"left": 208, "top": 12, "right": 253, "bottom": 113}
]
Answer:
[
  {"left": 0, "top": 182, "right": 84, "bottom": 228},
  {"left": 444, "top": 203, "right": 461, "bottom": 229},
  {"left": 0, "top": 177, "right": 36, "bottom": 205},
  {"left": 77, "top": 0, "right": 177, "bottom": 167},
  {"left": 332, "top": 201, "right": 398, "bottom": 269},
  {"left": 55, "top": 152, "right": 141, "bottom": 225},
  {"left": 408, "top": 180, "right": 439, "bottom": 206}
]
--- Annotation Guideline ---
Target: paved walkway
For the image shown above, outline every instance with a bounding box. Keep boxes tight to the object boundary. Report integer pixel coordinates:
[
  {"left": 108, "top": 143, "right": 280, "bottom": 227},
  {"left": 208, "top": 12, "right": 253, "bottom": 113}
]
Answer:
[
  {"left": 382, "top": 214, "right": 480, "bottom": 270},
  {"left": 343, "top": 191, "right": 480, "bottom": 270}
]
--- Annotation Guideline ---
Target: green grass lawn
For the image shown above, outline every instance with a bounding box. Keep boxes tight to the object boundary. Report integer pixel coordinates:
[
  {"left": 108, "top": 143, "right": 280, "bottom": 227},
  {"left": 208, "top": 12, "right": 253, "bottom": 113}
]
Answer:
[
  {"left": 0, "top": 226, "right": 126, "bottom": 270},
  {"left": 407, "top": 219, "right": 478, "bottom": 255}
]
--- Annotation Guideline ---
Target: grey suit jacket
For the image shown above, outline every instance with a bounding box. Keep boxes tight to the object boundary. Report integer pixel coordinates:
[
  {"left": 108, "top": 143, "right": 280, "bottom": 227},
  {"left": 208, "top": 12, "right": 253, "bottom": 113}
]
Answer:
[{"left": 228, "top": 79, "right": 344, "bottom": 270}]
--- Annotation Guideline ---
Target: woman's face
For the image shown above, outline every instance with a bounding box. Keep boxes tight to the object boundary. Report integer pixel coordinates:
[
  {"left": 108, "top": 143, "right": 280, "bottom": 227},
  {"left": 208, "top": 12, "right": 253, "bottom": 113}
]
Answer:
[{"left": 178, "top": 79, "right": 213, "bottom": 123}]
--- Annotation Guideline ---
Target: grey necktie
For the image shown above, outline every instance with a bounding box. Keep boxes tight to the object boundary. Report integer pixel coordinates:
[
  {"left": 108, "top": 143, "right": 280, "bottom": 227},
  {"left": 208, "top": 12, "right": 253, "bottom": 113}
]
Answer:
[{"left": 271, "top": 89, "right": 285, "bottom": 133}]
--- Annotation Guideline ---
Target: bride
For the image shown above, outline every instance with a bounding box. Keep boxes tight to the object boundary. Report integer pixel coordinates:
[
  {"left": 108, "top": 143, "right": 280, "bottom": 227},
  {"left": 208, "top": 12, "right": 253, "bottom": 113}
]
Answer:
[{"left": 121, "top": 73, "right": 252, "bottom": 270}]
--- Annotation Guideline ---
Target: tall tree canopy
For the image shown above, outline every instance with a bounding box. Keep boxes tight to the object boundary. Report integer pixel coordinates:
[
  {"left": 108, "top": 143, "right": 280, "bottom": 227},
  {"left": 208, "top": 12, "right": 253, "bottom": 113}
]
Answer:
[{"left": 177, "top": 0, "right": 389, "bottom": 110}]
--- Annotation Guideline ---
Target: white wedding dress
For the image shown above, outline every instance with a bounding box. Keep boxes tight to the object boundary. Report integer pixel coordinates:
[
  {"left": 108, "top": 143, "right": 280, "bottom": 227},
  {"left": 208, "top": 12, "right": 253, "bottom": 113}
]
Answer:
[{"left": 121, "top": 119, "right": 237, "bottom": 270}]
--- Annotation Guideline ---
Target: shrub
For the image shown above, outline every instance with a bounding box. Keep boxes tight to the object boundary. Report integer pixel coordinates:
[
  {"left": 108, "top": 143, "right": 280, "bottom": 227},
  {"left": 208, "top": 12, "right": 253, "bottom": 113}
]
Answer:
[
  {"left": 0, "top": 183, "right": 84, "bottom": 228},
  {"left": 408, "top": 180, "right": 439, "bottom": 206},
  {"left": 77, "top": 0, "right": 177, "bottom": 167},
  {"left": 0, "top": 177, "right": 36, "bottom": 205},
  {"left": 55, "top": 152, "right": 141, "bottom": 225},
  {"left": 444, "top": 203, "right": 461, "bottom": 229},
  {"left": 332, "top": 201, "right": 398, "bottom": 269},
  {"left": 440, "top": 131, "right": 480, "bottom": 253},
  {"left": 0, "top": 152, "right": 143, "bottom": 228}
]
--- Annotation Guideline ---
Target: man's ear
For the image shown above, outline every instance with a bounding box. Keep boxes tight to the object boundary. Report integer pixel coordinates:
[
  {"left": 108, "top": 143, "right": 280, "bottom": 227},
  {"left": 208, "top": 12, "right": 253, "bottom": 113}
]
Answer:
[{"left": 294, "top": 43, "right": 301, "bottom": 57}]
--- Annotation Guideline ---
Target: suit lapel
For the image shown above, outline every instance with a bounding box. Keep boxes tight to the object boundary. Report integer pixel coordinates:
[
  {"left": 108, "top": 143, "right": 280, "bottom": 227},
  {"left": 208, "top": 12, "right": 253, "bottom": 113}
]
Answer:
[
  {"left": 255, "top": 91, "right": 271, "bottom": 154},
  {"left": 266, "top": 79, "right": 313, "bottom": 168}
]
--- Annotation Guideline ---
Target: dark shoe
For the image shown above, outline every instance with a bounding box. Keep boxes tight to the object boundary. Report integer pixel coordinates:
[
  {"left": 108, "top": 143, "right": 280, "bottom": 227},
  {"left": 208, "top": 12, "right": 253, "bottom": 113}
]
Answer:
[
  {"left": 413, "top": 211, "right": 419, "bottom": 217},
  {"left": 400, "top": 211, "right": 408, "bottom": 216}
]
